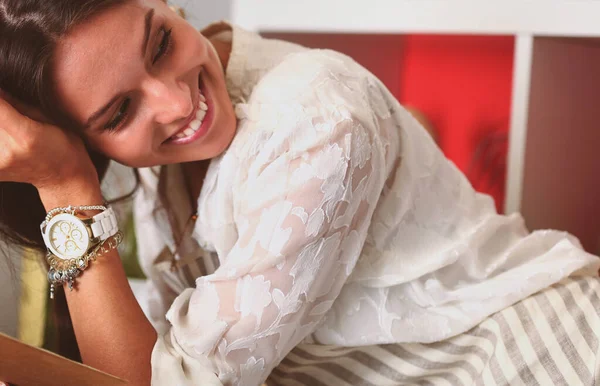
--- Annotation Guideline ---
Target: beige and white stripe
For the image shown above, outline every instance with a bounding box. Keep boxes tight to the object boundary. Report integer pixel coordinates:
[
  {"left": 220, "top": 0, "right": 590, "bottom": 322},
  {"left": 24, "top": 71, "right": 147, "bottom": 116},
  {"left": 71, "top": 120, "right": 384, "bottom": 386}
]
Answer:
[{"left": 266, "top": 276, "right": 600, "bottom": 386}]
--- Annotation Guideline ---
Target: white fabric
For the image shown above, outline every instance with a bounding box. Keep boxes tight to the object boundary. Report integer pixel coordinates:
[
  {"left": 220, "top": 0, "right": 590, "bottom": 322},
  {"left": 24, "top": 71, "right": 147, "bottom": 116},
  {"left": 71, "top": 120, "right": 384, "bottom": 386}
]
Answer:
[{"left": 132, "top": 22, "right": 600, "bottom": 386}]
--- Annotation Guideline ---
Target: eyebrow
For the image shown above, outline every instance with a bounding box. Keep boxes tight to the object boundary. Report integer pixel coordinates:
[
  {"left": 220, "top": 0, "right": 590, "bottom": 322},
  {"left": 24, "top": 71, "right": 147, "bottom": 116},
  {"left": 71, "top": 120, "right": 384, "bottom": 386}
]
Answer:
[
  {"left": 84, "top": 9, "right": 154, "bottom": 129},
  {"left": 142, "top": 9, "right": 155, "bottom": 57}
]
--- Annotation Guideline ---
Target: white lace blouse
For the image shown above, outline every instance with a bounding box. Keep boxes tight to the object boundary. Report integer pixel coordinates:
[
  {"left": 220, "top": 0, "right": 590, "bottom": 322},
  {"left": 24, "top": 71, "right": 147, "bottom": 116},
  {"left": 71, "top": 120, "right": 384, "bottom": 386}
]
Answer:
[{"left": 133, "top": 22, "right": 600, "bottom": 386}]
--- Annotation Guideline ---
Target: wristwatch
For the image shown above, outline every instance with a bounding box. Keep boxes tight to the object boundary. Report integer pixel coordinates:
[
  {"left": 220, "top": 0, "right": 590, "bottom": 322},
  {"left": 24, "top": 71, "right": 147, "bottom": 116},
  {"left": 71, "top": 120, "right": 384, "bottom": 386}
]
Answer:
[
  {"left": 40, "top": 205, "right": 121, "bottom": 299},
  {"left": 40, "top": 205, "right": 119, "bottom": 260}
]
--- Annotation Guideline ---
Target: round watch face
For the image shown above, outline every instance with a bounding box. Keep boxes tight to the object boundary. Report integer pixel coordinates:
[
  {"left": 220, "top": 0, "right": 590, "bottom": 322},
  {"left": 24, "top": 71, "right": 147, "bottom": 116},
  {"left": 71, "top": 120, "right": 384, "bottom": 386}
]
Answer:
[{"left": 45, "top": 214, "right": 90, "bottom": 260}]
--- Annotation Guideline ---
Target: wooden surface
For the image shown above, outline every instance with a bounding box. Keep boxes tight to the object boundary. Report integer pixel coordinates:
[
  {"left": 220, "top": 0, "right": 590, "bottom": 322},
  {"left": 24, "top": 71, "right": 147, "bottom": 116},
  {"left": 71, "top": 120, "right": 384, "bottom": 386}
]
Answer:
[{"left": 0, "top": 333, "right": 127, "bottom": 386}]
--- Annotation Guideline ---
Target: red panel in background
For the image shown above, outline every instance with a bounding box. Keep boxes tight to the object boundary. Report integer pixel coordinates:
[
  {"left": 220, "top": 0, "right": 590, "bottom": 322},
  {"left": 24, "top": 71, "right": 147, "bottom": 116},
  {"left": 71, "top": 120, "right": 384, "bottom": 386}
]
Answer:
[{"left": 398, "top": 35, "right": 515, "bottom": 212}]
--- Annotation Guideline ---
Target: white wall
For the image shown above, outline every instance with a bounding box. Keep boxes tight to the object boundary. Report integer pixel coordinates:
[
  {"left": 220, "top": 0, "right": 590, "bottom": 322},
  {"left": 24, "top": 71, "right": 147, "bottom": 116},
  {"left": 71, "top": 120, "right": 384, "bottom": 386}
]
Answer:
[{"left": 170, "top": 0, "right": 233, "bottom": 29}]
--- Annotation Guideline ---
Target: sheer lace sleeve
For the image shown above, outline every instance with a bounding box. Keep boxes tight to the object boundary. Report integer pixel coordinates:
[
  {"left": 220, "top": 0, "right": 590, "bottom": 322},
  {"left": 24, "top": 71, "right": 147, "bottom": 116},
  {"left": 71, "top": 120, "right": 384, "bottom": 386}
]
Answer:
[{"left": 151, "top": 52, "right": 389, "bottom": 386}]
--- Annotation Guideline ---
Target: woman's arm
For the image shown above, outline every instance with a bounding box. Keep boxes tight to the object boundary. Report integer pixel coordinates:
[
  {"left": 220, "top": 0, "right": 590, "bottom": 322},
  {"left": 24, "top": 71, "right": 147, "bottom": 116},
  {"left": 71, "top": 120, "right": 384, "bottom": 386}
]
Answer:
[
  {"left": 38, "top": 180, "right": 156, "bottom": 386},
  {"left": 0, "top": 95, "right": 155, "bottom": 386}
]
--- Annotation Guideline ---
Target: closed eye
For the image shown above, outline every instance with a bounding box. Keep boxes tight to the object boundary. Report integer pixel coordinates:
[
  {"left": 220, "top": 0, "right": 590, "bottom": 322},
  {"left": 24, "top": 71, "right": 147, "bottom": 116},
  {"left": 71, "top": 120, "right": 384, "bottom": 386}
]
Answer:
[
  {"left": 104, "top": 97, "right": 131, "bottom": 132},
  {"left": 153, "top": 27, "right": 173, "bottom": 64}
]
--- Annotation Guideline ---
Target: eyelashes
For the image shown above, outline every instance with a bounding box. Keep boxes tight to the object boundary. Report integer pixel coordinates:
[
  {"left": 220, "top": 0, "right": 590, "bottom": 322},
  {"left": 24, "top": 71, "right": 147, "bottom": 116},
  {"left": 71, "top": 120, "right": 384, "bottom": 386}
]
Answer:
[
  {"left": 105, "top": 97, "right": 131, "bottom": 132},
  {"left": 103, "top": 26, "right": 173, "bottom": 132},
  {"left": 153, "top": 27, "right": 173, "bottom": 64}
]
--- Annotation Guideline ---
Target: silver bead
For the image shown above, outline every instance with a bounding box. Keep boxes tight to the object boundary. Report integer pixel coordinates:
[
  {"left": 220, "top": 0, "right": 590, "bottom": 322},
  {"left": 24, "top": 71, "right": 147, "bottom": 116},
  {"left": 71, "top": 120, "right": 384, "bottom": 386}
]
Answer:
[
  {"left": 67, "top": 266, "right": 80, "bottom": 279},
  {"left": 77, "top": 258, "right": 88, "bottom": 270},
  {"left": 47, "top": 269, "right": 56, "bottom": 283},
  {"left": 52, "top": 270, "right": 62, "bottom": 283},
  {"left": 55, "top": 272, "right": 64, "bottom": 284}
]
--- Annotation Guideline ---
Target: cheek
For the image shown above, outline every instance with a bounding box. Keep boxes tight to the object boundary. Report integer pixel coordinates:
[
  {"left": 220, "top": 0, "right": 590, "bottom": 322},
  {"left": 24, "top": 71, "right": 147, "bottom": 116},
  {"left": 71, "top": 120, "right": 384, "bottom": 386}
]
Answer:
[
  {"left": 173, "top": 27, "right": 207, "bottom": 71},
  {"left": 86, "top": 133, "right": 153, "bottom": 168}
]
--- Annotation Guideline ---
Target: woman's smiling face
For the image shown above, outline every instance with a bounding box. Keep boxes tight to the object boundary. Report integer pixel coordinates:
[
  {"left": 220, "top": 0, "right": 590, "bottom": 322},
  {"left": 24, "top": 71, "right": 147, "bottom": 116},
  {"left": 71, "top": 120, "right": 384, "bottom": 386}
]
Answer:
[{"left": 51, "top": 0, "right": 236, "bottom": 168}]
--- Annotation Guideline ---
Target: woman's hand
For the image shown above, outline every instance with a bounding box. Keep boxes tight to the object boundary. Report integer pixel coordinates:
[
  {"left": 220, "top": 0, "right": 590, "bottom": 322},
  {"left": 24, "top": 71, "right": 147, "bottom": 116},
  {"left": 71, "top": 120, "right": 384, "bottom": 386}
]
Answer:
[{"left": 0, "top": 95, "right": 98, "bottom": 190}]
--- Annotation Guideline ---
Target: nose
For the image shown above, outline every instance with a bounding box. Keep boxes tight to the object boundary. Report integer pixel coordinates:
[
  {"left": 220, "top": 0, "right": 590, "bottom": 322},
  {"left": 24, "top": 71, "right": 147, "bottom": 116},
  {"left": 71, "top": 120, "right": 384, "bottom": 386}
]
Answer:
[{"left": 143, "top": 76, "right": 193, "bottom": 125}]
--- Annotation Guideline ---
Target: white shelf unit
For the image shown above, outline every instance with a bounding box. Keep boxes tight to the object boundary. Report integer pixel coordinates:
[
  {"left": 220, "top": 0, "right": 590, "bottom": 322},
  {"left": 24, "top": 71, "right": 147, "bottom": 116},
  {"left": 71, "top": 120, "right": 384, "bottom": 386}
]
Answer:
[
  {"left": 233, "top": 0, "right": 600, "bottom": 37},
  {"left": 233, "top": 1, "right": 600, "bottom": 254}
]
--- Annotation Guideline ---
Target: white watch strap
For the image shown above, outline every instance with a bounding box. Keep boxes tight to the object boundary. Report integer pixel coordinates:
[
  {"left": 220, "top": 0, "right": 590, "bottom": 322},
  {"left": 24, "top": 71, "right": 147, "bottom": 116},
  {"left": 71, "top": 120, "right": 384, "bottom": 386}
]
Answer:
[{"left": 90, "top": 207, "right": 119, "bottom": 241}]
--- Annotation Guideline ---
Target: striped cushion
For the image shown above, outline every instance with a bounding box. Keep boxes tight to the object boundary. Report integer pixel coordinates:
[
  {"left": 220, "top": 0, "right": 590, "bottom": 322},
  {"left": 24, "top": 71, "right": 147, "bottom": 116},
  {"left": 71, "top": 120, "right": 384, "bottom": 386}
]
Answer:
[{"left": 267, "top": 275, "right": 600, "bottom": 386}]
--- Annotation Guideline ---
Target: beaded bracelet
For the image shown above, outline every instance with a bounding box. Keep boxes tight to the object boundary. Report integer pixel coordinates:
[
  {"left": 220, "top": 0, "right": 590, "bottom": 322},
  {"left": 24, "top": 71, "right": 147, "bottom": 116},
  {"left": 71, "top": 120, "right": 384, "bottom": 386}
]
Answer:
[
  {"left": 42, "top": 204, "right": 107, "bottom": 226},
  {"left": 47, "top": 231, "right": 123, "bottom": 299}
]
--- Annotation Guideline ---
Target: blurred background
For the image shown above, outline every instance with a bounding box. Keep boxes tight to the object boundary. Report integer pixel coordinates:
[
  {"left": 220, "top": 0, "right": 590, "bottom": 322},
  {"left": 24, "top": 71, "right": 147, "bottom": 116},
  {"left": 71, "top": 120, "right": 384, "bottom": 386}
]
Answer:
[{"left": 3, "top": 0, "right": 600, "bottom": 354}]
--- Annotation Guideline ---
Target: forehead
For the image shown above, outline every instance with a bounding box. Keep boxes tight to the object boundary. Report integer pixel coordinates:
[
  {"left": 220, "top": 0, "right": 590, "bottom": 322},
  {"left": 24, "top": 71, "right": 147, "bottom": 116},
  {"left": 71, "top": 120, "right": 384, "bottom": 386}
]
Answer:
[{"left": 52, "top": 1, "right": 149, "bottom": 124}]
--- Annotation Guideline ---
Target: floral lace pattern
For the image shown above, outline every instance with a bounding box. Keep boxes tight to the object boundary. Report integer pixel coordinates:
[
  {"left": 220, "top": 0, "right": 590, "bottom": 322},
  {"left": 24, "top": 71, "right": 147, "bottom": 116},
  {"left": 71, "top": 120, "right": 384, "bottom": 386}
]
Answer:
[{"left": 134, "top": 24, "right": 600, "bottom": 386}]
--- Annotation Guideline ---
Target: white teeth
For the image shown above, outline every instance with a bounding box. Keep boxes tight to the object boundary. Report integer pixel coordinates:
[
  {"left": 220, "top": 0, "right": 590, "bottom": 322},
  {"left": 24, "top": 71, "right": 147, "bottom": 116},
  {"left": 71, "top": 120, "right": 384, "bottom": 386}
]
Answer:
[
  {"left": 190, "top": 119, "right": 201, "bottom": 131},
  {"left": 170, "top": 93, "right": 209, "bottom": 142}
]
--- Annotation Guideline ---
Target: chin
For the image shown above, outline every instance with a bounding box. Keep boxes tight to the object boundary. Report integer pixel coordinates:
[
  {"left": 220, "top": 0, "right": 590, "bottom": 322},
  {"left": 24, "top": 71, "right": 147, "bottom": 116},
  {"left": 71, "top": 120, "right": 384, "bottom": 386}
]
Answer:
[
  {"left": 203, "top": 112, "right": 237, "bottom": 159},
  {"left": 216, "top": 120, "right": 237, "bottom": 154}
]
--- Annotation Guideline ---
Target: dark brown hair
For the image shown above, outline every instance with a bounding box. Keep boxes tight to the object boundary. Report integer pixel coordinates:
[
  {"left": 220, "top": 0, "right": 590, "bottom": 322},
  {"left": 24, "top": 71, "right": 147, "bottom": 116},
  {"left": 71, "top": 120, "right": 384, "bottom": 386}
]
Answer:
[{"left": 0, "top": 0, "right": 129, "bottom": 360}]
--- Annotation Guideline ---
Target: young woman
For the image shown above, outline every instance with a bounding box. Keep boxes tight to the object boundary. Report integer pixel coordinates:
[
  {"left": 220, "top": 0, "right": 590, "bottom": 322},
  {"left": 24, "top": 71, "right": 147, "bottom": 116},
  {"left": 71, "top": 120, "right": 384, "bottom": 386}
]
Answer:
[{"left": 1, "top": 1, "right": 599, "bottom": 385}]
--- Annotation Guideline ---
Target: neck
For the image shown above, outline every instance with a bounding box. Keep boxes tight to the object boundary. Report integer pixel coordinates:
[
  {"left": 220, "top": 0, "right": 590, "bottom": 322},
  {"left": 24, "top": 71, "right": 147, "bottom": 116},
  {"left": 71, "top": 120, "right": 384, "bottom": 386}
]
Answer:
[{"left": 181, "top": 160, "right": 209, "bottom": 211}]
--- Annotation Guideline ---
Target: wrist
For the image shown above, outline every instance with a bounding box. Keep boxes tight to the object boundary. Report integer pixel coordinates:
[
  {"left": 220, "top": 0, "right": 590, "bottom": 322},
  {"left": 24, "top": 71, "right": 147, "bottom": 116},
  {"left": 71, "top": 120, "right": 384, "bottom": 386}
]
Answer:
[{"left": 37, "top": 177, "right": 103, "bottom": 212}]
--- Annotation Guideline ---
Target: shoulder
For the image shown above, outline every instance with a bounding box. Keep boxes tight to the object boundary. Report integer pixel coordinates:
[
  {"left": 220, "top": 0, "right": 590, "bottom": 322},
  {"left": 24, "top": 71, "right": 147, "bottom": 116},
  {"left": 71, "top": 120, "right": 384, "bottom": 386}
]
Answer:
[
  {"left": 250, "top": 49, "right": 377, "bottom": 108},
  {"left": 229, "top": 49, "right": 393, "bottom": 174},
  {"left": 235, "top": 48, "right": 393, "bottom": 141}
]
